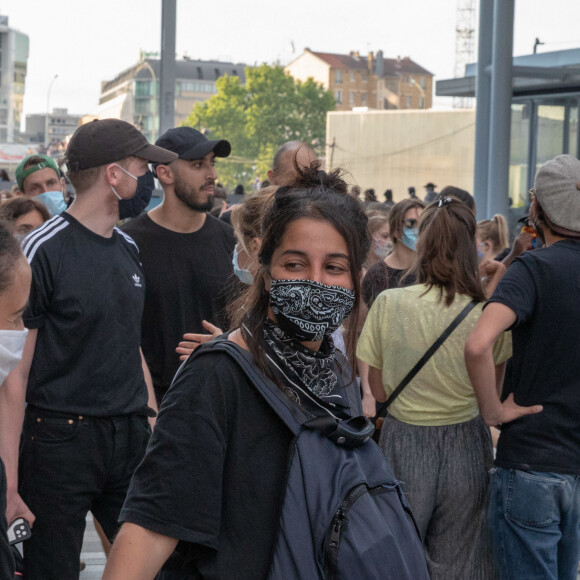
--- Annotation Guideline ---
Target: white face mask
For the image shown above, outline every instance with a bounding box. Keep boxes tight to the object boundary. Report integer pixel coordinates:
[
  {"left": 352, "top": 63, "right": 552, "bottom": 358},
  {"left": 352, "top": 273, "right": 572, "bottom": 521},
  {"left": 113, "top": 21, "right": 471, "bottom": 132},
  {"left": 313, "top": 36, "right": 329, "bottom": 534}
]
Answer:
[{"left": 0, "top": 328, "right": 28, "bottom": 384}]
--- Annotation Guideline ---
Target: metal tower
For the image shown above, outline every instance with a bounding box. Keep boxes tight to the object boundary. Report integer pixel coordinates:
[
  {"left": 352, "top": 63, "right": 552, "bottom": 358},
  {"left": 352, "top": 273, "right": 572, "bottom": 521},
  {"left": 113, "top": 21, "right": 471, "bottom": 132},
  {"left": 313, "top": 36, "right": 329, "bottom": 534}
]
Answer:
[{"left": 454, "top": 0, "right": 477, "bottom": 108}]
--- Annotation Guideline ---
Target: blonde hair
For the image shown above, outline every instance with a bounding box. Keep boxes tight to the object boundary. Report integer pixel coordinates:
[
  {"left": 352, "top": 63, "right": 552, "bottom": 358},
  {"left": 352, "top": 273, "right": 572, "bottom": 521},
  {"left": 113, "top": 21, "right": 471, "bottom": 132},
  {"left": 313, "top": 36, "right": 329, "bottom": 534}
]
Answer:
[
  {"left": 367, "top": 211, "right": 389, "bottom": 237},
  {"left": 230, "top": 186, "right": 276, "bottom": 252},
  {"left": 477, "top": 214, "right": 509, "bottom": 254}
]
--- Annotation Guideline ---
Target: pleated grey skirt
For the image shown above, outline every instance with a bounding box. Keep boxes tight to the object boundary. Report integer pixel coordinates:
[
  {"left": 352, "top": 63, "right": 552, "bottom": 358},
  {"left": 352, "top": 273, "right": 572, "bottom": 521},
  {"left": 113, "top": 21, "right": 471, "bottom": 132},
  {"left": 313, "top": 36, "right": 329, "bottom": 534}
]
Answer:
[{"left": 379, "top": 413, "right": 497, "bottom": 580}]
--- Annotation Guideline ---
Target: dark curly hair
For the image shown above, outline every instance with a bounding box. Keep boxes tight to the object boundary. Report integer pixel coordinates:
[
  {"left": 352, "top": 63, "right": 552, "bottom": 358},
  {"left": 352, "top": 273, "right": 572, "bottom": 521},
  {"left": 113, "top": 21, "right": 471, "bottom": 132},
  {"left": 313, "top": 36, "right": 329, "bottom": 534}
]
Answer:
[{"left": 230, "top": 159, "right": 369, "bottom": 379}]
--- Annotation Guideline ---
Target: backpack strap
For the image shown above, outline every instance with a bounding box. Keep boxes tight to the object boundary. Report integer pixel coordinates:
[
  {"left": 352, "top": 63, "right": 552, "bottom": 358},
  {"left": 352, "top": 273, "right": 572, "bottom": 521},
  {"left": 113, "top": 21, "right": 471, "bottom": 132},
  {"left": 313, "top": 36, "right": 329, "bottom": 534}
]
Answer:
[
  {"left": 374, "top": 299, "right": 477, "bottom": 422},
  {"left": 187, "top": 338, "right": 374, "bottom": 447}
]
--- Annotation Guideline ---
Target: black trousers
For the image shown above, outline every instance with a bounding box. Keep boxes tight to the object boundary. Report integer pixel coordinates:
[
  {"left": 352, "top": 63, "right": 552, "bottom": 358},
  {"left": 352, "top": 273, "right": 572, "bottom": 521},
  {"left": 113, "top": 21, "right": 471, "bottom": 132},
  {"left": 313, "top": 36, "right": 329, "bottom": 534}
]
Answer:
[{"left": 19, "top": 407, "right": 151, "bottom": 580}]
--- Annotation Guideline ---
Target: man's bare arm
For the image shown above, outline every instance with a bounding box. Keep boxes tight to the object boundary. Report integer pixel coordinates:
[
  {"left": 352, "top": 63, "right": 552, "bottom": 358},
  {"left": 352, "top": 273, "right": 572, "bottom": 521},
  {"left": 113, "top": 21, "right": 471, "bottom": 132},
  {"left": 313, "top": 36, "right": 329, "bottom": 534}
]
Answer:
[{"left": 465, "top": 303, "right": 542, "bottom": 426}]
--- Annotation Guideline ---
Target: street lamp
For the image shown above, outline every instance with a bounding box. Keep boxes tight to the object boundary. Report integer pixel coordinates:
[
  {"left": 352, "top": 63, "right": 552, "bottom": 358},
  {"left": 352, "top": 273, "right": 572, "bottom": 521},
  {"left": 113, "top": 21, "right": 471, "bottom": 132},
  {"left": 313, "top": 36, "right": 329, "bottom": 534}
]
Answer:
[
  {"left": 136, "top": 60, "right": 157, "bottom": 141},
  {"left": 45, "top": 74, "right": 58, "bottom": 147}
]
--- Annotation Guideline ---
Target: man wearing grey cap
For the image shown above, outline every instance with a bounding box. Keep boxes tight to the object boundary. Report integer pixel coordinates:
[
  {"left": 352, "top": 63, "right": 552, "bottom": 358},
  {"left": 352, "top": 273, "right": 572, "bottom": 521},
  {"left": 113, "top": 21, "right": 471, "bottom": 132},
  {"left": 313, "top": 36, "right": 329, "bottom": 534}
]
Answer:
[
  {"left": 0, "top": 119, "right": 177, "bottom": 577},
  {"left": 121, "top": 126, "right": 236, "bottom": 406},
  {"left": 465, "top": 154, "right": 580, "bottom": 580}
]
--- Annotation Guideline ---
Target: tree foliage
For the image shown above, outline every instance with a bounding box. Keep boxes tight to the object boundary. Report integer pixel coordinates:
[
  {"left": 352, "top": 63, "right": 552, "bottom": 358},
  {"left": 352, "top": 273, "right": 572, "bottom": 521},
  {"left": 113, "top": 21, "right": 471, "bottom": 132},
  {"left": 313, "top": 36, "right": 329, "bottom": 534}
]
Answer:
[{"left": 184, "top": 64, "right": 334, "bottom": 188}]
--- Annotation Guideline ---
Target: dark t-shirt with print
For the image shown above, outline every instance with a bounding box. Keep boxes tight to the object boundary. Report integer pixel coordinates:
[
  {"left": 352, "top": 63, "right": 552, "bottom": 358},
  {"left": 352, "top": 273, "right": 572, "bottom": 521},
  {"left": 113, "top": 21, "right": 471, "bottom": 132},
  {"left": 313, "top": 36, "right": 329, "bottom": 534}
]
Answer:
[
  {"left": 488, "top": 239, "right": 580, "bottom": 475},
  {"left": 22, "top": 213, "right": 147, "bottom": 416}
]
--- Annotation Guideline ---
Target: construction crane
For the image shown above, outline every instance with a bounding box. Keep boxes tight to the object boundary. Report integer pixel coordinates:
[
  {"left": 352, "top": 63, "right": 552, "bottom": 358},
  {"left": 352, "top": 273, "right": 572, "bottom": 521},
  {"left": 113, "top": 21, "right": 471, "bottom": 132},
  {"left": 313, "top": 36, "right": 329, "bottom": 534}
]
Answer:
[{"left": 454, "top": 0, "right": 477, "bottom": 108}]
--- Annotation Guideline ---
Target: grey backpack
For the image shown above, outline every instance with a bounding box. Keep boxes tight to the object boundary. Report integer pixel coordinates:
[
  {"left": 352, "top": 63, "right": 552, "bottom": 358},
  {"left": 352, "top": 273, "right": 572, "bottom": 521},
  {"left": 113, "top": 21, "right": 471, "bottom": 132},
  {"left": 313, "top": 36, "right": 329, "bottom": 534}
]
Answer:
[{"left": 205, "top": 340, "right": 429, "bottom": 580}]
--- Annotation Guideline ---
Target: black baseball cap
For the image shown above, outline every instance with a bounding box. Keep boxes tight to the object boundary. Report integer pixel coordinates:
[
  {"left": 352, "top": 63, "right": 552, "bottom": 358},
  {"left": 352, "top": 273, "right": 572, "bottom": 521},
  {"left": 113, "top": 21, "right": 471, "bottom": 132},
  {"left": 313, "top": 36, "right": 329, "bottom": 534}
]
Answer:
[
  {"left": 65, "top": 119, "right": 178, "bottom": 171},
  {"left": 155, "top": 127, "right": 231, "bottom": 161}
]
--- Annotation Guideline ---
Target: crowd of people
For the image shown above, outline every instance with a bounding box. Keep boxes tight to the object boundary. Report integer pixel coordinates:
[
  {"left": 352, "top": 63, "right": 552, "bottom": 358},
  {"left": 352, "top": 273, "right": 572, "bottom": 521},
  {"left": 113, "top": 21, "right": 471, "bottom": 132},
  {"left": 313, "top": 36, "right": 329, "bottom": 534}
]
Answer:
[{"left": 0, "top": 118, "right": 577, "bottom": 580}]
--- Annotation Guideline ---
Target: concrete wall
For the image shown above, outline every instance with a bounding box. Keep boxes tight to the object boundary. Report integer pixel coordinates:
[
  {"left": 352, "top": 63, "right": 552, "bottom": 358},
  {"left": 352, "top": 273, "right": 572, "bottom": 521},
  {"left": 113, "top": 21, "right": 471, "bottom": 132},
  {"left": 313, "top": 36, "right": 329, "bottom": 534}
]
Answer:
[{"left": 326, "top": 109, "right": 475, "bottom": 201}]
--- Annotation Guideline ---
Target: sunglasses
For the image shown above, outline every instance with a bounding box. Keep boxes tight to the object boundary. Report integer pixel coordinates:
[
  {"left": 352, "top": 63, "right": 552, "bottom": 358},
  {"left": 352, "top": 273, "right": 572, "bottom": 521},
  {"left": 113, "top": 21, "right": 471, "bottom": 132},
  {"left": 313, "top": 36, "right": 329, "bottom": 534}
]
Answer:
[{"left": 403, "top": 219, "right": 418, "bottom": 229}]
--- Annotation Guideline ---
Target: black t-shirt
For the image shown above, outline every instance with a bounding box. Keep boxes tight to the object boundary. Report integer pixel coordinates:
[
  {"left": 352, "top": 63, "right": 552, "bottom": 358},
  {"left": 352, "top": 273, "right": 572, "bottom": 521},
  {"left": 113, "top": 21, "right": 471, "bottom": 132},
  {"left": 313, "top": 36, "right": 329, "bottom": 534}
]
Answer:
[
  {"left": 488, "top": 239, "right": 580, "bottom": 474},
  {"left": 22, "top": 213, "right": 147, "bottom": 416},
  {"left": 362, "top": 261, "right": 416, "bottom": 307},
  {"left": 122, "top": 213, "right": 236, "bottom": 392},
  {"left": 119, "top": 348, "right": 294, "bottom": 579}
]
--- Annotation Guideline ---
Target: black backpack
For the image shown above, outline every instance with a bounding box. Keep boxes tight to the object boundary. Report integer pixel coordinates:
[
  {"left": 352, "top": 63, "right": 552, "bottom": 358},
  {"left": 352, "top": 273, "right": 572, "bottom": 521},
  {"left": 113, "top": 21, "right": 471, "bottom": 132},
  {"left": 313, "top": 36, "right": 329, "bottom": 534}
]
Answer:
[{"left": 199, "top": 340, "right": 429, "bottom": 580}]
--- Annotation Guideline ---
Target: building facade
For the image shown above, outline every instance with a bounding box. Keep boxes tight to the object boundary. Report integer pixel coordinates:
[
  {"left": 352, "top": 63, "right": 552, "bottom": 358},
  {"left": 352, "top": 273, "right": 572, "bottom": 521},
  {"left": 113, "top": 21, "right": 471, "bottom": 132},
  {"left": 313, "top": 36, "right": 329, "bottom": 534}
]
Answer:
[
  {"left": 25, "top": 108, "right": 82, "bottom": 144},
  {"left": 0, "top": 16, "right": 29, "bottom": 142},
  {"left": 285, "top": 49, "right": 433, "bottom": 112},
  {"left": 98, "top": 56, "right": 248, "bottom": 142}
]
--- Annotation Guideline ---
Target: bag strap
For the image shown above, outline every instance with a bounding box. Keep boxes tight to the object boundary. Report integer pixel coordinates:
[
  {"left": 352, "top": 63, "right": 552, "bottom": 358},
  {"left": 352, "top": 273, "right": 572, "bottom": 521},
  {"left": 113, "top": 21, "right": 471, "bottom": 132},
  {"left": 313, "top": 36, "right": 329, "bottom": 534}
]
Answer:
[
  {"left": 374, "top": 299, "right": 477, "bottom": 421},
  {"left": 187, "top": 339, "right": 374, "bottom": 447}
]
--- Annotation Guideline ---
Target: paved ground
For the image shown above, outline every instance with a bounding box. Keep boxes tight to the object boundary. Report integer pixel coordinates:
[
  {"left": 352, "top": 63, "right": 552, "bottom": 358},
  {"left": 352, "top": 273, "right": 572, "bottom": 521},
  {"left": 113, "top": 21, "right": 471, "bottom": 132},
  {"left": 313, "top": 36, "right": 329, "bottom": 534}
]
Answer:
[
  {"left": 79, "top": 514, "right": 106, "bottom": 579},
  {"left": 77, "top": 513, "right": 580, "bottom": 579}
]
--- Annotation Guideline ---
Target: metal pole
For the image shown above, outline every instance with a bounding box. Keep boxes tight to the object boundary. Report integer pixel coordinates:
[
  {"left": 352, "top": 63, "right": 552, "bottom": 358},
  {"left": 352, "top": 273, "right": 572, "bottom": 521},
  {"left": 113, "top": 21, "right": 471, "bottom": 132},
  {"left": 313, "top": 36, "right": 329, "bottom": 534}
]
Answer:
[
  {"left": 45, "top": 74, "right": 58, "bottom": 147},
  {"left": 487, "top": 0, "right": 514, "bottom": 218},
  {"left": 159, "top": 0, "right": 177, "bottom": 137},
  {"left": 473, "top": 0, "right": 493, "bottom": 218}
]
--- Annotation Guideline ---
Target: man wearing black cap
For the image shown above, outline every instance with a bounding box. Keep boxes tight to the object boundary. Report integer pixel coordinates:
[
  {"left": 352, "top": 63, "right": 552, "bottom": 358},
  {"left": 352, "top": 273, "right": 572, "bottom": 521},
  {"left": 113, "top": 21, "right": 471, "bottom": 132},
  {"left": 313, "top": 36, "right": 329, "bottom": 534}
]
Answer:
[
  {"left": 466, "top": 154, "right": 580, "bottom": 579},
  {"left": 0, "top": 119, "right": 177, "bottom": 578},
  {"left": 121, "top": 126, "right": 236, "bottom": 405}
]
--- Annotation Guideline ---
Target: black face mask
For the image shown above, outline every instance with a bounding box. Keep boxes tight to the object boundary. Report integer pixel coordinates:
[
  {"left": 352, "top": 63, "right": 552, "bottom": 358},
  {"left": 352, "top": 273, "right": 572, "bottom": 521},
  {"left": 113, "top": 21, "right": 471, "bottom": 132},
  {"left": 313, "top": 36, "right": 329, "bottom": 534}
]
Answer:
[
  {"left": 269, "top": 278, "right": 355, "bottom": 342},
  {"left": 111, "top": 168, "right": 155, "bottom": 220}
]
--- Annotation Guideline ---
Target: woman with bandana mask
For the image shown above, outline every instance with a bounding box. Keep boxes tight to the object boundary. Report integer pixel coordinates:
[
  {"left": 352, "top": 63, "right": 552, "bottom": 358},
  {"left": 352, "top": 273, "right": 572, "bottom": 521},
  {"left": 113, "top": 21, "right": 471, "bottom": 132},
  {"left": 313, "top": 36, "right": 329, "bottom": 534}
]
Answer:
[
  {"left": 0, "top": 223, "right": 32, "bottom": 579},
  {"left": 103, "top": 163, "right": 374, "bottom": 579}
]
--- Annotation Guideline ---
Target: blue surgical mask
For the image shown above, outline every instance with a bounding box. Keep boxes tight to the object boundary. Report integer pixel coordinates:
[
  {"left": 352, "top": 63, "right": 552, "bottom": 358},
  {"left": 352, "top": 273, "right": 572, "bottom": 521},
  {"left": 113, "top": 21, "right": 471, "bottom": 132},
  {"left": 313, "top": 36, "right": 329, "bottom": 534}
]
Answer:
[
  {"left": 111, "top": 165, "right": 155, "bottom": 220},
  {"left": 401, "top": 227, "right": 418, "bottom": 252},
  {"left": 232, "top": 243, "right": 254, "bottom": 285},
  {"left": 36, "top": 191, "right": 66, "bottom": 217},
  {"left": 477, "top": 243, "right": 485, "bottom": 261}
]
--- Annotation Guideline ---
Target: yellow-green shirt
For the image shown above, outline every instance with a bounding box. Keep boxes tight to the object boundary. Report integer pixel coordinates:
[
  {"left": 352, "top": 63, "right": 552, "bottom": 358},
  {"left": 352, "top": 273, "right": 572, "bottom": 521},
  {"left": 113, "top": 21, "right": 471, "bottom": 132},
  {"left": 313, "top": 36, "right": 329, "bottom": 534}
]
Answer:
[{"left": 357, "top": 284, "right": 512, "bottom": 426}]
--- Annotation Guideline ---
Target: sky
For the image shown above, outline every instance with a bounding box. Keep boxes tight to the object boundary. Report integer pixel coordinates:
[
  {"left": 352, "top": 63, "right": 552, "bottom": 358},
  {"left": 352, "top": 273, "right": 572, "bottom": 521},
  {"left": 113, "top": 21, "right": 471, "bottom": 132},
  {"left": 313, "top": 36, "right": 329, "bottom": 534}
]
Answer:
[{"left": 4, "top": 0, "right": 580, "bottom": 124}]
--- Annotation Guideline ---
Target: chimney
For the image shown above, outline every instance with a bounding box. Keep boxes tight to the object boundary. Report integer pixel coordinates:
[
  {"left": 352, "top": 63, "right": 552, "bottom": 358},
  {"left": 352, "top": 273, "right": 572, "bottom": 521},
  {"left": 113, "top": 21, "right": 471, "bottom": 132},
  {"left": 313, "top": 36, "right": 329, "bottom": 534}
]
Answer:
[
  {"left": 375, "top": 50, "right": 384, "bottom": 77},
  {"left": 368, "top": 51, "right": 374, "bottom": 72},
  {"left": 352, "top": 50, "right": 360, "bottom": 60}
]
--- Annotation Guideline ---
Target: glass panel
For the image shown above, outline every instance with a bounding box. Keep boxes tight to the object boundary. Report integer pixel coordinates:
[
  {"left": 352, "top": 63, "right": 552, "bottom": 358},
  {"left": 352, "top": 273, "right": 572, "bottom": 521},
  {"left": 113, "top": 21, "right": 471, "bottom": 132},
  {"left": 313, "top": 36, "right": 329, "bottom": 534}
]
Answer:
[
  {"left": 569, "top": 101, "right": 578, "bottom": 158},
  {"left": 536, "top": 104, "right": 565, "bottom": 167},
  {"left": 135, "top": 80, "right": 152, "bottom": 97},
  {"left": 509, "top": 103, "right": 530, "bottom": 209}
]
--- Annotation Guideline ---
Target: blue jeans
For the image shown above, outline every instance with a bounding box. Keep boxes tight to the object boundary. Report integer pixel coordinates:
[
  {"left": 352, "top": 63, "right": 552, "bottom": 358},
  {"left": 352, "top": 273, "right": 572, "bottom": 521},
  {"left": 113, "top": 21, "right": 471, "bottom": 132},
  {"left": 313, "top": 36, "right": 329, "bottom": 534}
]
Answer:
[
  {"left": 488, "top": 467, "right": 580, "bottom": 580},
  {"left": 19, "top": 407, "right": 151, "bottom": 580}
]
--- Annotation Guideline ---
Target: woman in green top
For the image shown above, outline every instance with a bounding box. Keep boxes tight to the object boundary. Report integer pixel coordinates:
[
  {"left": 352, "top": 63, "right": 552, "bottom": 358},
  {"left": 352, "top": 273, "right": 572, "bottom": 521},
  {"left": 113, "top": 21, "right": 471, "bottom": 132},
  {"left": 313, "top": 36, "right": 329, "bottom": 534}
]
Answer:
[{"left": 357, "top": 197, "right": 511, "bottom": 580}]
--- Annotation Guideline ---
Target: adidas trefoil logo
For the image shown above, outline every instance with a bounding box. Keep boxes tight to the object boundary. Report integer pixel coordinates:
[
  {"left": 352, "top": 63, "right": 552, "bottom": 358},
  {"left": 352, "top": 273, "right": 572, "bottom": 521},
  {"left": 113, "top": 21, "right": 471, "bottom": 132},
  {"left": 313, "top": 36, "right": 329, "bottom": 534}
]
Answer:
[{"left": 132, "top": 274, "right": 142, "bottom": 287}]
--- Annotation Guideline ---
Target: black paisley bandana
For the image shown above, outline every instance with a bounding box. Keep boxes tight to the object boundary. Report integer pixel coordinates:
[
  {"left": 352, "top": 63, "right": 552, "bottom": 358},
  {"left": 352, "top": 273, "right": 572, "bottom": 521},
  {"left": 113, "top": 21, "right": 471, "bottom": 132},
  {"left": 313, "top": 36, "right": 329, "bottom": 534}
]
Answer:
[
  {"left": 263, "top": 319, "right": 347, "bottom": 408},
  {"left": 269, "top": 279, "right": 355, "bottom": 342}
]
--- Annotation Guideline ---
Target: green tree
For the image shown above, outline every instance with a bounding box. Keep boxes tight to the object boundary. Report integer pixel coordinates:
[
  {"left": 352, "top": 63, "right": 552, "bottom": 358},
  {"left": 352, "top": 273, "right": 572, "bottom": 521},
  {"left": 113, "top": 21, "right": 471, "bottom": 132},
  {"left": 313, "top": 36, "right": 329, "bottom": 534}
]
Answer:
[{"left": 183, "top": 64, "right": 334, "bottom": 189}]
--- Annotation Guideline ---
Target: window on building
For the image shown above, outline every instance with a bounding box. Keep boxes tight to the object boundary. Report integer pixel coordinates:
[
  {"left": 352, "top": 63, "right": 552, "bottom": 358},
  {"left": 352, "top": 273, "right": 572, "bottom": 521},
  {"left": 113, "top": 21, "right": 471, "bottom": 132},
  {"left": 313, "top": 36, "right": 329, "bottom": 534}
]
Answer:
[
  {"left": 335, "top": 89, "right": 342, "bottom": 104},
  {"left": 406, "top": 96, "right": 412, "bottom": 108},
  {"left": 336, "top": 70, "right": 342, "bottom": 84},
  {"left": 135, "top": 80, "right": 152, "bottom": 97},
  {"left": 215, "top": 68, "right": 220, "bottom": 79},
  {"left": 350, "top": 71, "right": 355, "bottom": 82},
  {"left": 420, "top": 77, "right": 426, "bottom": 89},
  {"left": 420, "top": 96, "right": 425, "bottom": 109},
  {"left": 362, "top": 92, "right": 367, "bottom": 105},
  {"left": 197, "top": 66, "right": 203, "bottom": 79},
  {"left": 349, "top": 91, "right": 354, "bottom": 104},
  {"left": 362, "top": 72, "right": 368, "bottom": 82}
]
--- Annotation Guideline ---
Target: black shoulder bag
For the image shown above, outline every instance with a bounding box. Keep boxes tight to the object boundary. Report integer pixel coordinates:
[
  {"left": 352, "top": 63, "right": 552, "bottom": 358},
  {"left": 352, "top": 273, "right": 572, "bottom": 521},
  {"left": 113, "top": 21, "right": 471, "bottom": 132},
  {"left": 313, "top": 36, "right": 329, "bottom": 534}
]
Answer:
[{"left": 373, "top": 299, "right": 477, "bottom": 425}]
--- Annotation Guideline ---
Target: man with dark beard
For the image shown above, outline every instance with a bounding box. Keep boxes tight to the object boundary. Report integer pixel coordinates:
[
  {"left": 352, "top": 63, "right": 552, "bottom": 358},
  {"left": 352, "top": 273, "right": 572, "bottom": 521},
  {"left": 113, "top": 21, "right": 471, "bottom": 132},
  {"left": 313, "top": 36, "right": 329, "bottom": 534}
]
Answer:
[{"left": 122, "top": 127, "right": 235, "bottom": 406}]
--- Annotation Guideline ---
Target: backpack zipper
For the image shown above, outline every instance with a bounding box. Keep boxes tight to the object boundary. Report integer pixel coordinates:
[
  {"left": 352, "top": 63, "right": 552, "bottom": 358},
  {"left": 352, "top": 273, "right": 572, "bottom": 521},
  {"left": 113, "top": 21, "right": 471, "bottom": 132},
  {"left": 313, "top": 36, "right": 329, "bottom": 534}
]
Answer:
[{"left": 325, "top": 483, "right": 395, "bottom": 579}]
